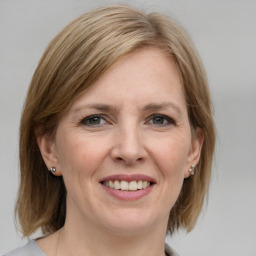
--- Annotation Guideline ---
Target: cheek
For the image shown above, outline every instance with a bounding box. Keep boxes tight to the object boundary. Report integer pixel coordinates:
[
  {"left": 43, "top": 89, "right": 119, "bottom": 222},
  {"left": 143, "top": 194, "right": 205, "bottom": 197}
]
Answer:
[
  {"left": 159, "top": 138, "right": 190, "bottom": 200},
  {"left": 151, "top": 134, "right": 191, "bottom": 176},
  {"left": 149, "top": 134, "right": 191, "bottom": 197},
  {"left": 56, "top": 132, "right": 109, "bottom": 179}
]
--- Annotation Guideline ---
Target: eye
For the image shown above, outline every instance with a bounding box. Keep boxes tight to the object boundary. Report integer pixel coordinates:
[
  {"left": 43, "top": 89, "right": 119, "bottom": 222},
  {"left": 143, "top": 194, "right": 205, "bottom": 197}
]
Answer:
[
  {"left": 147, "top": 114, "right": 175, "bottom": 126},
  {"left": 80, "top": 115, "right": 107, "bottom": 127}
]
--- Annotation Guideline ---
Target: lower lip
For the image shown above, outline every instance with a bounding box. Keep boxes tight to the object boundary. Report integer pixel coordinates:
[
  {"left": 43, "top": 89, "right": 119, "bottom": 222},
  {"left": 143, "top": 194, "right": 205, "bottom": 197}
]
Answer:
[{"left": 101, "top": 184, "right": 154, "bottom": 201}]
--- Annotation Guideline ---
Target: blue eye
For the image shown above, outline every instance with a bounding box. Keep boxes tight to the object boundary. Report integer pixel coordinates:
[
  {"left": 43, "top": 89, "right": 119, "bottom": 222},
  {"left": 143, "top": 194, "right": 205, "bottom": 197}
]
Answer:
[
  {"left": 147, "top": 114, "right": 175, "bottom": 126},
  {"left": 81, "top": 115, "right": 107, "bottom": 126}
]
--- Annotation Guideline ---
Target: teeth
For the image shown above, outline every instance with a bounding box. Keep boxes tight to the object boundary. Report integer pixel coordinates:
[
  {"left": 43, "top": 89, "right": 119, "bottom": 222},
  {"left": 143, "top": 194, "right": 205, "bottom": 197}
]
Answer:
[
  {"left": 109, "top": 180, "right": 114, "bottom": 188},
  {"left": 129, "top": 181, "right": 137, "bottom": 191},
  {"left": 137, "top": 180, "right": 143, "bottom": 189},
  {"left": 142, "top": 181, "right": 148, "bottom": 189},
  {"left": 103, "top": 180, "right": 151, "bottom": 191},
  {"left": 114, "top": 180, "right": 120, "bottom": 189},
  {"left": 120, "top": 181, "right": 128, "bottom": 190}
]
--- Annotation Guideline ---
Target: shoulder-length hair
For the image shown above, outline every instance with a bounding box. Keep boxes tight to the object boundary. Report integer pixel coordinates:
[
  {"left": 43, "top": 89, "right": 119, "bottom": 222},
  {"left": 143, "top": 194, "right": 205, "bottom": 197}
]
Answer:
[{"left": 16, "top": 4, "right": 215, "bottom": 236}]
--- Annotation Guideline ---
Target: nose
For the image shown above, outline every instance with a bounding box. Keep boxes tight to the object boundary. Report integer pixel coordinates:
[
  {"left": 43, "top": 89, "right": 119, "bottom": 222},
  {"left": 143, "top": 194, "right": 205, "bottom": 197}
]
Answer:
[{"left": 111, "top": 125, "right": 147, "bottom": 165}]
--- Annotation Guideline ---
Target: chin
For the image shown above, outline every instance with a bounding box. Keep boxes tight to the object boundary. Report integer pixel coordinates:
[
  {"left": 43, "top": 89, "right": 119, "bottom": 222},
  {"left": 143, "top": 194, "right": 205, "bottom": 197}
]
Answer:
[{"left": 99, "top": 208, "right": 165, "bottom": 236}]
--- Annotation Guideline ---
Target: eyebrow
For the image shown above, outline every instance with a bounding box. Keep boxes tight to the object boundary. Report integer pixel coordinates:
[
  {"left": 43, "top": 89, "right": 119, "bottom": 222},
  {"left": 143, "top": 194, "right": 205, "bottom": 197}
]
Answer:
[
  {"left": 72, "top": 104, "right": 116, "bottom": 113},
  {"left": 73, "top": 102, "right": 182, "bottom": 115},
  {"left": 142, "top": 102, "right": 182, "bottom": 116}
]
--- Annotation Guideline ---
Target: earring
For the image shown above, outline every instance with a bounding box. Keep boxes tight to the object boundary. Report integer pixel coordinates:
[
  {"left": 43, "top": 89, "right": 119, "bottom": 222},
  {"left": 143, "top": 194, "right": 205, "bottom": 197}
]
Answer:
[
  {"left": 188, "top": 165, "right": 196, "bottom": 176},
  {"left": 50, "top": 166, "right": 56, "bottom": 173}
]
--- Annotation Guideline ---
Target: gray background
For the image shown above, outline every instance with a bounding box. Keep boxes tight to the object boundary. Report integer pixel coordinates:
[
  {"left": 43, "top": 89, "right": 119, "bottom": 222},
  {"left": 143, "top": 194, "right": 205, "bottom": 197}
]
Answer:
[{"left": 0, "top": 0, "right": 256, "bottom": 255}]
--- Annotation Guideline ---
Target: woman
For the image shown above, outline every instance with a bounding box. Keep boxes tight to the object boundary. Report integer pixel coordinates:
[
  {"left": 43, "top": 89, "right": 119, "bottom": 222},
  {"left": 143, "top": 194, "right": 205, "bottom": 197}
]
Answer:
[{"left": 5, "top": 4, "right": 215, "bottom": 256}]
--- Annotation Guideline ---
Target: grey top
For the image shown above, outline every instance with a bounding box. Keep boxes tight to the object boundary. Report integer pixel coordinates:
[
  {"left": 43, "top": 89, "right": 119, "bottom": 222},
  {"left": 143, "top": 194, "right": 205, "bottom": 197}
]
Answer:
[
  {"left": 4, "top": 240, "right": 179, "bottom": 256},
  {"left": 4, "top": 241, "right": 45, "bottom": 256}
]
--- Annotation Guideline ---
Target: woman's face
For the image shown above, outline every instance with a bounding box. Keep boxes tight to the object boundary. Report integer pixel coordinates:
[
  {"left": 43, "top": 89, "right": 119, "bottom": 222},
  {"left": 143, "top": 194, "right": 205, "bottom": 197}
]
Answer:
[{"left": 40, "top": 47, "right": 202, "bottom": 235}]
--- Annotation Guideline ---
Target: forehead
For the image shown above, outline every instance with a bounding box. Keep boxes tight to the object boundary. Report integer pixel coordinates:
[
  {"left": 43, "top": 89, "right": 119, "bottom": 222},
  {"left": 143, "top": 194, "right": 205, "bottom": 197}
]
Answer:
[{"left": 70, "top": 47, "right": 186, "bottom": 112}]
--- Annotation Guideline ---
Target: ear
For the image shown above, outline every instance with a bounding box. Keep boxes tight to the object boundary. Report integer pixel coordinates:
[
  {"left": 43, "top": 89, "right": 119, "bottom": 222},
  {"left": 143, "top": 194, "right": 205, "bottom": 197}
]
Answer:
[
  {"left": 184, "top": 128, "right": 204, "bottom": 178},
  {"left": 37, "top": 134, "right": 62, "bottom": 176}
]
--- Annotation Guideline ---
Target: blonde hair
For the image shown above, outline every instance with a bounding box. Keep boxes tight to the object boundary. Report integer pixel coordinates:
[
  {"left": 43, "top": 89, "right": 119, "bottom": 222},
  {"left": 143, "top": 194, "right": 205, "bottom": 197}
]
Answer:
[{"left": 17, "top": 4, "right": 215, "bottom": 236}]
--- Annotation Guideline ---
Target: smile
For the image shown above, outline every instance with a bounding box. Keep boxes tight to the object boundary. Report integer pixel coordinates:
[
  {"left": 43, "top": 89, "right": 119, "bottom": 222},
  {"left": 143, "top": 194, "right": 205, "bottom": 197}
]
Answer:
[
  {"left": 102, "top": 180, "right": 151, "bottom": 191},
  {"left": 99, "top": 174, "right": 156, "bottom": 200}
]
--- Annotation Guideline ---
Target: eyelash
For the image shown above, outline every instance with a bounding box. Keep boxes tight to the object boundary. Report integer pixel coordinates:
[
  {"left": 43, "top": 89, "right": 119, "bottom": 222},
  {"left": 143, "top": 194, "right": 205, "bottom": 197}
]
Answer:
[
  {"left": 80, "top": 114, "right": 108, "bottom": 127},
  {"left": 146, "top": 114, "right": 175, "bottom": 126},
  {"left": 80, "top": 114, "right": 175, "bottom": 127}
]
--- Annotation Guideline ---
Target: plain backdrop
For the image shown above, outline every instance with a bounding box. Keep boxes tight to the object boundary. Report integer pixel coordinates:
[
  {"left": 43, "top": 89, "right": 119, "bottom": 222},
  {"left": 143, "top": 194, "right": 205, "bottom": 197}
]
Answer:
[{"left": 0, "top": 0, "right": 256, "bottom": 255}]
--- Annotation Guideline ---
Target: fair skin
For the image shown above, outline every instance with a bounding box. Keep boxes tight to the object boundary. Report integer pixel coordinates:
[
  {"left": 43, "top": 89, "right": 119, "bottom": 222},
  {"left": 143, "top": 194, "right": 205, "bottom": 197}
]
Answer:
[{"left": 37, "top": 47, "right": 203, "bottom": 256}]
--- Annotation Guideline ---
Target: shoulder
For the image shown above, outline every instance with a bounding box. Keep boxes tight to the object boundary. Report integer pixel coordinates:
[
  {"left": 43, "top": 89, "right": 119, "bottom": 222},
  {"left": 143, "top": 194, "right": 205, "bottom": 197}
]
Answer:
[
  {"left": 5, "top": 241, "right": 177, "bottom": 256},
  {"left": 165, "top": 243, "right": 180, "bottom": 256},
  {"left": 3, "top": 241, "right": 46, "bottom": 256}
]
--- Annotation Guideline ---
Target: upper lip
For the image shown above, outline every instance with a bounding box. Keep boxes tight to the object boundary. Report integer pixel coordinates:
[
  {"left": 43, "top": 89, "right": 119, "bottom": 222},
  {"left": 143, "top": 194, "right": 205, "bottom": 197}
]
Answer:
[{"left": 99, "top": 174, "right": 156, "bottom": 183}]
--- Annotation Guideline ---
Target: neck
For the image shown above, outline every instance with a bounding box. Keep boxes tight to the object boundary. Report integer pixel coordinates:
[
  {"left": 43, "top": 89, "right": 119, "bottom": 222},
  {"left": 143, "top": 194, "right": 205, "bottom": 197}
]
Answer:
[{"left": 57, "top": 212, "right": 168, "bottom": 256}]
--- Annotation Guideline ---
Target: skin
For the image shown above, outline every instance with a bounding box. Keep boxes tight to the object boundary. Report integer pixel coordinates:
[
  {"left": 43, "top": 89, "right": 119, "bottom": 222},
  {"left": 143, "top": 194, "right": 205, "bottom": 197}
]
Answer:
[{"left": 37, "top": 47, "right": 203, "bottom": 256}]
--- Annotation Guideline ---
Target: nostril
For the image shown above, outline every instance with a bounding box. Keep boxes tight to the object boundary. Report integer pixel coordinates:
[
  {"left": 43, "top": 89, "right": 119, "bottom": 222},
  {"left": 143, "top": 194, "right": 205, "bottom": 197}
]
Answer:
[
  {"left": 114, "top": 156, "right": 144, "bottom": 164},
  {"left": 111, "top": 140, "right": 147, "bottom": 164}
]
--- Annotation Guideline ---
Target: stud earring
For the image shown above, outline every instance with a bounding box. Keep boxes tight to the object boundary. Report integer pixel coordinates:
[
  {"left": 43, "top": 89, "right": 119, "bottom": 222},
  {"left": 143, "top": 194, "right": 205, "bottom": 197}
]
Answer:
[
  {"left": 188, "top": 165, "right": 196, "bottom": 176},
  {"left": 50, "top": 167, "right": 56, "bottom": 173}
]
